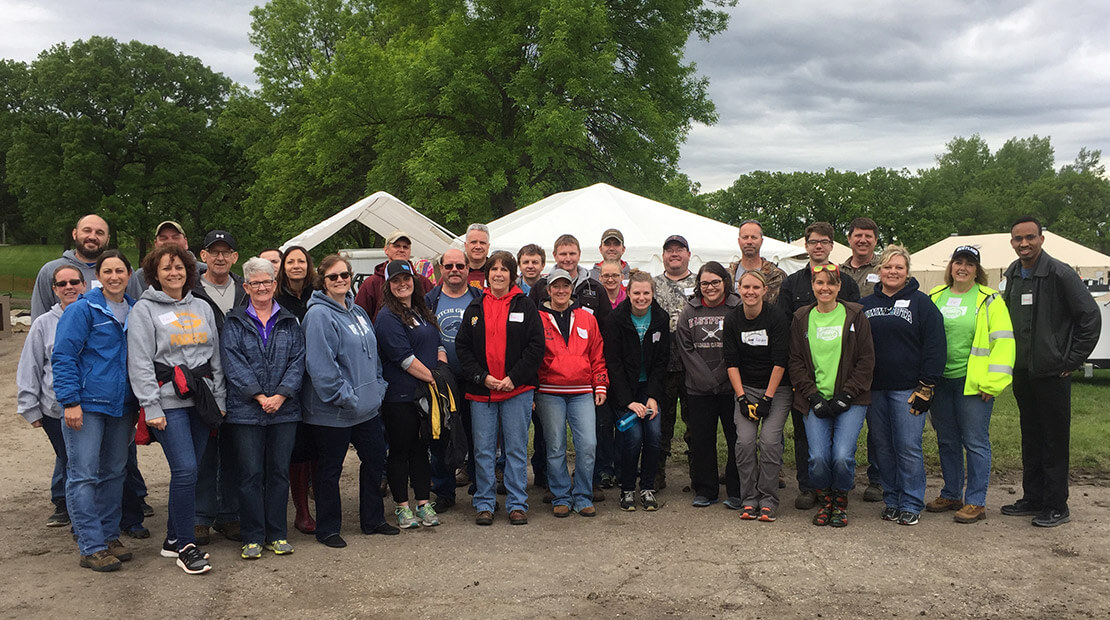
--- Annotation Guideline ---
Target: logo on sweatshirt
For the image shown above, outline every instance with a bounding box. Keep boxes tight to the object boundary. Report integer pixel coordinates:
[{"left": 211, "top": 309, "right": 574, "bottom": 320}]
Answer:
[{"left": 170, "top": 313, "right": 203, "bottom": 330}]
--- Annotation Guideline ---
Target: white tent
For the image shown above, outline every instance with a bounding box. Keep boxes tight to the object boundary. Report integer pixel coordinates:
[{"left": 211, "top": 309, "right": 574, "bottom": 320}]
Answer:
[
  {"left": 467, "top": 183, "right": 809, "bottom": 274},
  {"left": 790, "top": 236, "right": 853, "bottom": 266},
  {"left": 281, "top": 191, "right": 456, "bottom": 259}
]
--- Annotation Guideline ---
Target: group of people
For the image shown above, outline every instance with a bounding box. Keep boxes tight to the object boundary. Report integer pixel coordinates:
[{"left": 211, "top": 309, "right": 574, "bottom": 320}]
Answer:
[{"left": 16, "top": 212, "right": 1100, "bottom": 575}]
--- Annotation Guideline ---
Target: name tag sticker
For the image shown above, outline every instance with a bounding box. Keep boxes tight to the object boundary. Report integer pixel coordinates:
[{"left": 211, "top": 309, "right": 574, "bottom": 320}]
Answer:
[
  {"left": 866, "top": 273, "right": 880, "bottom": 283},
  {"left": 741, "top": 329, "right": 769, "bottom": 346},
  {"left": 89, "top": 280, "right": 102, "bottom": 289},
  {"left": 576, "top": 326, "right": 589, "bottom": 339},
  {"left": 946, "top": 297, "right": 962, "bottom": 306},
  {"left": 652, "top": 331, "right": 661, "bottom": 343},
  {"left": 683, "top": 287, "right": 694, "bottom": 297},
  {"left": 158, "top": 312, "right": 177, "bottom": 325},
  {"left": 509, "top": 312, "right": 524, "bottom": 323},
  {"left": 894, "top": 300, "right": 911, "bottom": 308},
  {"left": 1021, "top": 293, "right": 1033, "bottom": 306}
]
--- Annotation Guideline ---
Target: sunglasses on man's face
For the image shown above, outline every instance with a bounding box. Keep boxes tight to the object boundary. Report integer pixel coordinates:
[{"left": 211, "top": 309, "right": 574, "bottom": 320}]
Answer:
[
  {"left": 442, "top": 263, "right": 467, "bottom": 271},
  {"left": 53, "top": 279, "right": 83, "bottom": 288},
  {"left": 325, "top": 271, "right": 352, "bottom": 282}
]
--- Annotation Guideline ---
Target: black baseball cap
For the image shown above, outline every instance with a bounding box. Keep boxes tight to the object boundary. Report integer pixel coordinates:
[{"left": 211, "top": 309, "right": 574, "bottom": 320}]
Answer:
[
  {"left": 385, "top": 260, "right": 414, "bottom": 280},
  {"left": 951, "top": 245, "right": 980, "bottom": 262},
  {"left": 663, "top": 235, "right": 689, "bottom": 250},
  {"left": 203, "top": 230, "right": 237, "bottom": 251}
]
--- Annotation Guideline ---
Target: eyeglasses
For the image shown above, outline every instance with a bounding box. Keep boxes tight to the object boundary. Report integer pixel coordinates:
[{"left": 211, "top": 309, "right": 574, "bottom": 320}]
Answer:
[
  {"left": 812, "top": 264, "right": 840, "bottom": 274},
  {"left": 324, "top": 271, "right": 352, "bottom": 282},
  {"left": 442, "top": 263, "right": 467, "bottom": 271},
  {"left": 53, "top": 279, "right": 82, "bottom": 288},
  {"left": 205, "top": 249, "right": 236, "bottom": 258},
  {"left": 599, "top": 274, "right": 622, "bottom": 280},
  {"left": 805, "top": 239, "right": 833, "bottom": 247},
  {"left": 699, "top": 279, "right": 724, "bottom": 288},
  {"left": 246, "top": 279, "right": 275, "bottom": 289}
]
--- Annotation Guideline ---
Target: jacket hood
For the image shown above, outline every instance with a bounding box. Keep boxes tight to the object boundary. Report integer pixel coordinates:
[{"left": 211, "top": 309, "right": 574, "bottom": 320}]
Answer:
[
  {"left": 540, "top": 299, "right": 581, "bottom": 314},
  {"left": 612, "top": 298, "right": 669, "bottom": 326},
  {"left": 139, "top": 287, "right": 196, "bottom": 305},
  {"left": 307, "top": 289, "right": 356, "bottom": 312},
  {"left": 871, "top": 276, "right": 921, "bottom": 301},
  {"left": 483, "top": 285, "right": 524, "bottom": 302},
  {"left": 49, "top": 303, "right": 64, "bottom": 318},
  {"left": 688, "top": 291, "right": 740, "bottom": 310}
]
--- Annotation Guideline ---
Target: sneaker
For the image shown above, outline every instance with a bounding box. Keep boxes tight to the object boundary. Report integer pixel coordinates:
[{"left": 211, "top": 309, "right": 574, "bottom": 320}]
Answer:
[
  {"left": 141, "top": 501, "right": 154, "bottom": 517},
  {"left": 363, "top": 521, "right": 401, "bottom": 535},
  {"left": 620, "top": 491, "right": 637, "bottom": 511},
  {"left": 106, "top": 539, "right": 133, "bottom": 562},
  {"left": 318, "top": 534, "right": 347, "bottom": 548},
  {"left": 46, "top": 506, "right": 70, "bottom": 528},
  {"left": 925, "top": 496, "right": 963, "bottom": 512},
  {"left": 881, "top": 506, "right": 899, "bottom": 521},
  {"left": 161, "top": 539, "right": 212, "bottom": 559},
  {"left": 266, "top": 540, "right": 294, "bottom": 555},
  {"left": 758, "top": 506, "right": 777, "bottom": 522},
  {"left": 794, "top": 489, "right": 817, "bottom": 510},
  {"left": 455, "top": 468, "right": 470, "bottom": 487},
  {"left": 897, "top": 510, "right": 920, "bottom": 526},
  {"left": 640, "top": 490, "right": 659, "bottom": 511},
  {"left": 194, "top": 524, "right": 211, "bottom": 546},
  {"left": 509, "top": 509, "right": 528, "bottom": 525},
  {"left": 739, "top": 505, "right": 757, "bottom": 520},
  {"left": 475, "top": 511, "right": 494, "bottom": 526},
  {"left": 123, "top": 525, "right": 150, "bottom": 539},
  {"left": 177, "top": 543, "right": 212, "bottom": 574},
  {"left": 954, "top": 504, "right": 987, "bottom": 523},
  {"left": 240, "top": 543, "right": 263, "bottom": 560},
  {"left": 722, "top": 497, "right": 743, "bottom": 510},
  {"left": 691, "top": 496, "right": 713, "bottom": 508},
  {"left": 80, "top": 549, "right": 121, "bottom": 572},
  {"left": 1031, "top": 507, "right": 1070, "bottom": 528},
  {"left": 1001, "top": 499, "right": 1043, "bottom": 517},
  {"left": 862, "top": 483, "right": 883, "bottom": 503},
  {"left": 600, "top": 472, "right": 616, "bottom": 489},
  {"left": 656, "top": 469, "right": 667, "bottom": 491},
  {"left": 416, "top": 503, "right": 440, "bottom": 527},
  {"left": 433, "top": 496, "right": 455, "bottom": 513},
  {"left": 396, "top": 506, "right": 420, "bottom": 529}
]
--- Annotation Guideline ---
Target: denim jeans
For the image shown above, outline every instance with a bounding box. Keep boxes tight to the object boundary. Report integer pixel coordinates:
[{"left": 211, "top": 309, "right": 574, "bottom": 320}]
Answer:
[
  {"left": 62, "top": 411, "right": 132, "bottom": 556},
  {"left": 534, "top": 392, "right": 597, "bottom": 510},
  {"left": 312, "top": 416, "right": 387, "bottom": 538},
  {"left": 150, "top": 407, "right": 210, "bottom": 550},
  {"left": 195, "top": 426, "right": 239, "bottom": 526},
  {"left": 228, "top": 422, "right": 298, "bottom": 545},
  {"left": 119, "top": 441, "right": 146, "bottom": 531},
  {"left": 471, "top": 392, "right": 533, "bottom": 513},
  {"left": 618, "top": 383, "right": 661, "bottom": 492},
  {"left": 803, "top": 404, "right": 867, "bottom": 492},
  {"left": 40, "top": 416, "right": 67, "bottom": 508},
  {"left": 930, "top": 377, "right": 994, "bottom": 506},
  {"left": 868, "top": 389, "right": 927, "bottom": 512},
  {"left": 733, "top": 384, "right": 792, "bottom": 509}
]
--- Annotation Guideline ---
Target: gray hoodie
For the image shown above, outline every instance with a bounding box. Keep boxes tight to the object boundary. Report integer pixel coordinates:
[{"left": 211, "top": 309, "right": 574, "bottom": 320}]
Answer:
[
  {"left": 676, "top": 292, "right": 741, "bottom": 395},
  {"left": 30, "top": 251, "right": 98, "bottom": 320},
  {"left": 127, "top": 288, "right": 226, "bottom": 422},
  {"left": 16, "top": 303, "right": 63, "bottom": 422}
]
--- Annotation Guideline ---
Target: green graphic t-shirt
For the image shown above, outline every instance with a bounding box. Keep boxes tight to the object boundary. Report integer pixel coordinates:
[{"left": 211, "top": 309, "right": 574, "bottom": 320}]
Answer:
[
  {"left": 936, "top": 285, "right": 979, "bottom": 378},
  {"left": 808, "top": 304, "right": 846, "bottom": 399}
]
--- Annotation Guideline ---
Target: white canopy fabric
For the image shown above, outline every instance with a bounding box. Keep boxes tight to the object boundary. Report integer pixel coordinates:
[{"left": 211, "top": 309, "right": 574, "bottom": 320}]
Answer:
[
  {"left": 910, "top": 231, "right": 1110, "bottom": 291},
  {"left": 466, "top": 183, "right": 810, "bottom": 274},
  {"left": 281, "top": 191, "right": 457, "bottom": 259}
]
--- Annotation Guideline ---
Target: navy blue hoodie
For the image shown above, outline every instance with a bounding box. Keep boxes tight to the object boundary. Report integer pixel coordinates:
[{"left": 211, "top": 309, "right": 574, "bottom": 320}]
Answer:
[{"left": 860, "top": 277, "right": 946, "bottom": 391}]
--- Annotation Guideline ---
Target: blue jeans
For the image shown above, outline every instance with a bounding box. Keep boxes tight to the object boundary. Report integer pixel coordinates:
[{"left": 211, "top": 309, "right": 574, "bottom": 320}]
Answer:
[
  {"left": 119, "top": 441, "right": 146, "bottom": 531},
  {"left": 62, "top": 411, "right": 132, "bottom": 556},
  {"left": 868, "top": 389, "right": 927, "bottom": 513},
  {"left": 931, "top": 377, "right": 994, "bottom": 506},
  {"left": 312, "top": 416, "right": 387, "bottom": 538},
  {"left": 196, "top": 426, "right": 239, "bottom": 526},
  {"left": 618, "top": 385, "right": 662, "bottom": 492},
  {"left": 534, "top": 392, "right": 597, "bottom": 510},
  {"left": 228, "top": 422, "right": 298, "bottom": 545},
  {"left": 803, "top": 404, "right": 867, "bottom": 492},
  {"left": 40, "top": 416, "right": 67, "bottom": 508},
  {"left": 471, "top": 392, "right": 533, "bottom": 513},
  {"left": 150, "top": 407, "right": 210, "bottom": 550}
]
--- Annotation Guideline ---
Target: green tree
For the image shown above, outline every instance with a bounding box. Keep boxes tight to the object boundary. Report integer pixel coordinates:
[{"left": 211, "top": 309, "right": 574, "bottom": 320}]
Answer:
[
  {"left": 6, "top": 37, "right": 239, "bottom": 254},
  {"left": 0, "top": 60, "right": 29, "bottom": 243}
]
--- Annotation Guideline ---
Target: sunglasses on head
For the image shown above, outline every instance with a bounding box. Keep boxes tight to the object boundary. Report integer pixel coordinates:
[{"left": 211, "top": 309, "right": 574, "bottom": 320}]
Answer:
[
  {"left": 812, "top": 264, "right": 840, "bottom": 274},
  {"left": 53, "top": 279, "right": 83, "bottom": 288},
  {"left": 324, "top": 271, "right": 352, "bottom": 282}
]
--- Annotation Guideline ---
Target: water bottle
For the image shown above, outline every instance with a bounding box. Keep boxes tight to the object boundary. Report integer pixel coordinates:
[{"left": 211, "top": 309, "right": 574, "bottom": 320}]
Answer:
[{"left": 617, "top": 408, "right": 651, "bottom": 432}]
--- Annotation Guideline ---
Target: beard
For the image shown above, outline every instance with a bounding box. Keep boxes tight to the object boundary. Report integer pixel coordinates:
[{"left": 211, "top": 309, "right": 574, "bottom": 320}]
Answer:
[{"left": 78, "top": 239, "right": 106, "bottom": 260}]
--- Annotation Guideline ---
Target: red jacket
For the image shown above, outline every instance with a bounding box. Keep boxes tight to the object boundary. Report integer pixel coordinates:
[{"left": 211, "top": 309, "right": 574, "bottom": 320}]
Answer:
[{"left": 538, "top": 304, "right": 609, "bottom": 396}]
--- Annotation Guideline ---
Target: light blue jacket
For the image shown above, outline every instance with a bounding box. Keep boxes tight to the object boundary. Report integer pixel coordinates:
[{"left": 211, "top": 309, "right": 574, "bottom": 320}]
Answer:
[{"left": 51, "top": 288, "right": 137, "bottom": 417}]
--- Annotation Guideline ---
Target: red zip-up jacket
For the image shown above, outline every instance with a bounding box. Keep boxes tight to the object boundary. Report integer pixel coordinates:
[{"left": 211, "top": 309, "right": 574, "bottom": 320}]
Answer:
[{"left": 537, "top": 303, "right": 609, "bottom": 396}]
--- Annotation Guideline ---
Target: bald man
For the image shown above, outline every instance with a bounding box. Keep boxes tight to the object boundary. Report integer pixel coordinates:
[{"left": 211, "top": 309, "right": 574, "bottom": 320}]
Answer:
[{"left": 30, "top": 215, "right": 110, "bottom": 320}]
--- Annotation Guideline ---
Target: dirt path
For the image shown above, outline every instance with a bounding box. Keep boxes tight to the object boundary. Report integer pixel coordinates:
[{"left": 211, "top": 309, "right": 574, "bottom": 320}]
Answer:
[{"left": 1, "top": 331, "right": 1107, "bottom": 619}]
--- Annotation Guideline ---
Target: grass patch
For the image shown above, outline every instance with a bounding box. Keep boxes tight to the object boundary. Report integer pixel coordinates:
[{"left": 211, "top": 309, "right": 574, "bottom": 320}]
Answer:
[{"left": 0, "top": 244, "right": 143, "bottom": 297}]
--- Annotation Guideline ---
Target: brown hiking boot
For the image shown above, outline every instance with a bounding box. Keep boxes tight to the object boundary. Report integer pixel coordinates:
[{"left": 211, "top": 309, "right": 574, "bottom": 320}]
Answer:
[
  {"left": 553, "top": 505, "right": 571, "bottom": 518},
  {"left": 954, "top": 504, "right": 986, "bottom": 523},
  {"left": 925, "top": 496, "right": 963, "bottom": 513},
  {"left": 106, "top": 539, "right": 133, "bottom": 561},
  {"left": 509, "top": 509, "right": 528, "bottom": 525},
  {"left": 194, "top": 524, "right": 211, "bottom": 545},
  {"left": 80, "top": 549, "right": 122, "bottom": 572}
]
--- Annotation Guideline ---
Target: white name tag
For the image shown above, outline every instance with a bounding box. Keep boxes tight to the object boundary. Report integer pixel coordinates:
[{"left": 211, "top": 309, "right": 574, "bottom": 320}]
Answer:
[
  {"left": 866, "top": 273, "right": 880, "bottom": 283},
  {"left": 1021, "top": 293, "right": 1033, "bottom": 306},
  {"left": 894, "top": 299, "right": 911, "bottom": 308},
  {"left": 741, "top": 329, "right": 768, "bottom": 346},
  {"left": 89, "top": 280, "right": 102, "bottom": 289},
  {"left": 576, "top": 326, "right": 589, "bottom": 339},
  {"left": 946, "top": 297, "right": 962, "bottom": 307},
  {"left": 652, "top": 331, "right": 661, "bottom": 343},
  {"left": 683, "top": 287, "right": 694, "bottom": 297},
  {"left": 816, "top": 325, "right": 842, "bottom": 341},
  {"left": 509, "top": 312, "right": 524, "bottom": 323},
  {"left": 582, "top": 307, "right": 595, "bottom": 315},
  {"left": 158, "top": 312, "right": 177, "bottom": 325}
]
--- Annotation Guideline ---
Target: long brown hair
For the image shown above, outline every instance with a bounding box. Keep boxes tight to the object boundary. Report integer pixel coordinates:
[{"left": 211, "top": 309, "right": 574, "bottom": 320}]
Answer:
[
  {"left": 381, "top": 272, "right": 438, "bottom": 326},
  {"left": 278, "top": 246, "right": 314, "bottom": 294}
]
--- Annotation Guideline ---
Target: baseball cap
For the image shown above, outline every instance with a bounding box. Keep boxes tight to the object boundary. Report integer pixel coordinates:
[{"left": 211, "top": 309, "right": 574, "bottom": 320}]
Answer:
[
  {"left": 600, "top": 228, "right": 624, "bottom": 244},
  {"left": 385, "top": 260, "right": 414, "bottom": 280},
  {"left": 951, "top": 245, "right": 980, "bottom": 262},
  {"left": 547, "top": 268, "right": 573, "bottom": 285},
  {"left": 385, "top": 230, "right": 411, "bottom": 246},
  {"left": 203, "top": 230, "right": 238, "bottom": 251},
  {"left": 663, "top": 234, "right": 689, "bottom": 251},
  {"left": 155, "top": 221, "right": 185, "bottom": 236}
]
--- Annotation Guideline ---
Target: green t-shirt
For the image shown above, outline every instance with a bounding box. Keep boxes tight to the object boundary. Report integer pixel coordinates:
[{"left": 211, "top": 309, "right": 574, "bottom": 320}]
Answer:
[
  {"left": 808, "top": 304, "right": 846, "bottom": 399},
  {"left": 936, "top": 285, "right": 979, "bottom": 378},
  {"left": 632, "top": 309, "right": 651, "bottom": 381}
]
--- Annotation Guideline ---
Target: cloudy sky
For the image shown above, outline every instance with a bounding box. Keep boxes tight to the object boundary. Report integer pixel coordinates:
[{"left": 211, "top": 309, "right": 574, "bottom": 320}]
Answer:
[{"left": 3, "top": 0, "right": 1108, "bottom": 193}]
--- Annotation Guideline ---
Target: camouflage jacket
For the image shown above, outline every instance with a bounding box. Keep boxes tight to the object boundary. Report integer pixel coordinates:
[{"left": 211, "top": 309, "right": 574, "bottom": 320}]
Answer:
[
  {"left": 728, "top": 258, "right": 786, "bottom": 306},
  {"left": 653, "top": 270, "right": 698, "bottom": 371}
]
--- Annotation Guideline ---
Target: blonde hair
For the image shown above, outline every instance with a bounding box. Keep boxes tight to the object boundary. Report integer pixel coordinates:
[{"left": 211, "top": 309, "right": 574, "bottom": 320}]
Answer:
[{"left": 878, "top": 244, "right": 911, "bottom": 272}]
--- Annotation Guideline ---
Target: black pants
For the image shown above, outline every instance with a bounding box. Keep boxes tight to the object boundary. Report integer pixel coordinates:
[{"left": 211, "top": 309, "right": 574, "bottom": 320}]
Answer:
[
  {"left": 382, "top": 401, "right": 431, "bottom": 504},
  {"left": 312, "top": 417, "right": 386, "bottom": 538},
  {"left": 532, "top": 411, "right": 547, "bottom": 487},
  {"left": 685, "top": 393, "right": 740, "bottom": 500},
  {"left": 659, "top": 371, "right": 688, "bottom": 472},
  {"left": 1012, "top": 368, "right": 1072, "bottom": 511},
  {"left": 790, "top": 408, "right": 812, "bottom": 491}
]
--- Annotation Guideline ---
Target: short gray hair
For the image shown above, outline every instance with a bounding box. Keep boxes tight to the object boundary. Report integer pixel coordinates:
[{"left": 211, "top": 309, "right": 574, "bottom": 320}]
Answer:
[
  {"left": 243, "top": 256, "right": 276, "bottom": 281},
  {"left": 466, "top": 223, "right": 490, "bottom": 237}
]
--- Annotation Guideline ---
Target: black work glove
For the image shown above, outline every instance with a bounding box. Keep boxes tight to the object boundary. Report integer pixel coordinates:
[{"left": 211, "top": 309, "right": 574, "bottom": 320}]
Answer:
[
  {"left": 752, "top": 394, "right": 772, "bottom": 419},
  {"left": 907, "top": 381, "right": 935, "bottom": 415},
  {"left": 737, "top": 395, "right": 758, "bottom": 421},
  {"left": 828, "top": 392, "right": 852, "bottom": 416},
  {"left": 809, "top": 393, "right": 833, "bottom": 419}
]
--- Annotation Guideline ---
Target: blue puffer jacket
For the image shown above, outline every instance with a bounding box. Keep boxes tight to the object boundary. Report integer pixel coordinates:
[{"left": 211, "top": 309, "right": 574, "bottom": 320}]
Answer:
[
  {"left": 302, "top": 290, "right": 387, "bottom": 427},
  {"left": 51, "top": 287, "right": 137, "bottom": 417},
  {"left": 220, "top": 304, "right": 306, "bottom": 425}
]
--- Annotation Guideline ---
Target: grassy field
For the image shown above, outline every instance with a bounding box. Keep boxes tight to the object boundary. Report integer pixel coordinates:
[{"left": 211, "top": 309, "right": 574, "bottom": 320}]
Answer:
[{"left": 0, "top": 245, "right": 140, "bottom": 299}]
